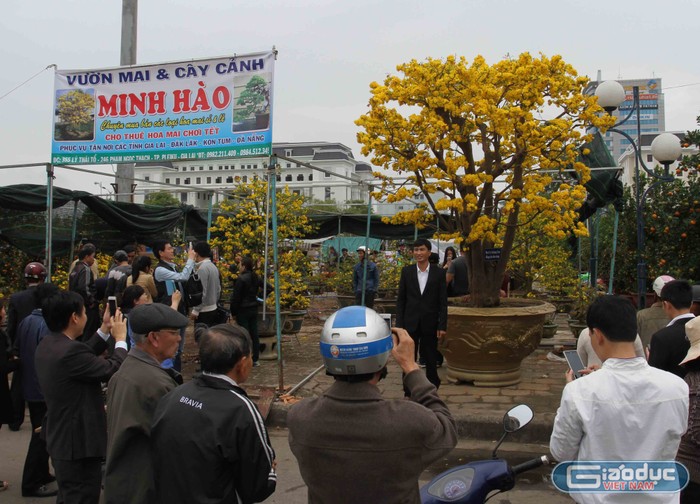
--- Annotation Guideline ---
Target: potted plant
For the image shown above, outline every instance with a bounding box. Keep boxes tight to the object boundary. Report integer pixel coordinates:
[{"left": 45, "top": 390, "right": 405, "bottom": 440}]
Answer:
[
  {"left": 356, "top": 52, "right": 614, "bottom": 385},
  {"left": 234, "top": 75, "right": 270, "bottom": 131},
  {"left": 566, "top": 282, "right": 597, "bottom": 338}
]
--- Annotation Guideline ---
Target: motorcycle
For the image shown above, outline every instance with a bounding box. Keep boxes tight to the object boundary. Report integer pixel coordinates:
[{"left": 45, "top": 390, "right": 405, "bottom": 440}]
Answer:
[{"left": 420, "top": 404, "right": 549, "bottom": 503}]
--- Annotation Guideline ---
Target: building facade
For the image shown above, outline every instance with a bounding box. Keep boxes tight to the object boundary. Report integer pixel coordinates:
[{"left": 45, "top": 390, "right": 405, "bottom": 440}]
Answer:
[
  {"left": 617, "top": 132, "right": 697, "bottom": 188},
  {"left": 133, "top": 142, "right": 374, "bottom": 208}
]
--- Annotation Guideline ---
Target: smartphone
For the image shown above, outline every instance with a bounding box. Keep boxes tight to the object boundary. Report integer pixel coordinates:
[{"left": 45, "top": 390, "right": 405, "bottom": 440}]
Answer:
[
  {"left": 563, "top": 350, "right": 585, "bottom": 379},
  {"left": 108, "top": 296, "right": 117, "bottom": 316}
]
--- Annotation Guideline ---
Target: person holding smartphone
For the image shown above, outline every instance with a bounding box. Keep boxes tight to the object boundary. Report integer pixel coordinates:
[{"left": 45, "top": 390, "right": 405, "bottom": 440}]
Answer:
[{"left": 550, "top": 296, "right": 688, "bottom": 485}]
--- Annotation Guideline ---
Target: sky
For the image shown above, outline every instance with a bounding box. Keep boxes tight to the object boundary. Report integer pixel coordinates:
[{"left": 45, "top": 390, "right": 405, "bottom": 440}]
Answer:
[{"left": 1, "top": 0, "right": 699, "bottom": 194}]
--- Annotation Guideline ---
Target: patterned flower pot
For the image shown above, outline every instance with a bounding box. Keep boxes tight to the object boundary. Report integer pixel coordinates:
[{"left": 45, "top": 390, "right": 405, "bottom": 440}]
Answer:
[{"left": 442, "top": 298, "right": 555, "bottom": 387}]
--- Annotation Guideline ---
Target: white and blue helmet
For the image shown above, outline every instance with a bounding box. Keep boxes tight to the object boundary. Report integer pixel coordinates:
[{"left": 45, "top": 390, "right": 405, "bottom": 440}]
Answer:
[{"left": 320, "top": 306, "right": 393, "bottom": 375}]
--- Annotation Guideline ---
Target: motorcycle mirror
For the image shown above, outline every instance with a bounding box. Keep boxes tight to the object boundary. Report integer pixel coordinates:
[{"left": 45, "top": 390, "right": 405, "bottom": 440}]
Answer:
[{"left": 503, "top": 404, "right": 533, "bottom": 433}]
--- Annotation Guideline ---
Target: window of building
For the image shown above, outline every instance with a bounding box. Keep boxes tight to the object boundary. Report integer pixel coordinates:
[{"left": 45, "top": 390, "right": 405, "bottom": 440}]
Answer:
[
  {"left": 308, "top": 174, "right": 313, "bottom": 181},
  {"left": 324, "top": 171, "right": 331, "bottom": 178},
  {"left": 224, "top": 165, "right": 229, "bottom": 170},
  {"left": 165, "top": 178, "right": 171, "bottom": 184},
  {"left": 253, "top": 164, "right": 258, "bottom": 169},
  {"left": 226, "top": 176, "right": 233, "bottom": 183},
  {"left": 247, "top": 164, "right": 252, "bottom": 169},
  {"left": 209, "top": 166, "right": 213, "bottom": 170},
  {"left": 199, "top": 166, "right": 203, "bottom": 171},
  {"left": 219, "top": 166, "right": 223, "bottom": 170},
  {"left": 184, "top": 178, "right": 190, "bottom": 185},
  {"left": 276, "top": 175, "right": 281, "bottom": 182},
  {"left": 325, "top": 187, "right": 331, "bottom": 200},
  {"left": 297, "top": 174, "right": 304, "bottom": 181},
  {"left": 286, "top": 163, "right": 291, "bottom": 168},
  {"left": 181, "top": 192, "right": 187, "bottom": 203},
  {"left": 181, "top": 167, "right": 186, "bottom": 171},
  {"left": 176, "top": 178, "right": 180, "bottom": 184},
  {"left": 196, "top": 177, "right": 201, "bottom": 184},
  {"left": 190, "top": 167, "right": 195, "bottom": 171},
  {"left": 242, "top": 176, "right": 248, "bottom": 183},
  {"left": 144, "top": 176, "right": 150, "bottom": 181},
  {"left": 285, "top": 149, "right": 293, "bottom": 156},
  {"left": 647, "top": 154, "right": 653, "bottom": 162},
  {"left": 207, "top": 177, "right": 211, "bottom": 184},
  {"left": 216, "top": 177, "right": 222, "bottom": 183},
  {"left": 285, "top": 174, "right": 292, "bottom": 182}
]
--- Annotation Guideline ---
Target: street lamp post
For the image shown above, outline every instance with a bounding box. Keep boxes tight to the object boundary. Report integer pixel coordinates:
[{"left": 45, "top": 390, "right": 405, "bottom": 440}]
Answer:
[{"left": 595, "top": 82, "right": 682, "bottom": 309}]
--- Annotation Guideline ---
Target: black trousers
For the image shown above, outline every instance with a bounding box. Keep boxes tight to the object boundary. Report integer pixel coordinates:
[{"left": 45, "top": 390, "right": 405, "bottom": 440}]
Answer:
[
  {"left": 9, "top": 369, "right": 25, "bottom": 428},
  {"left": 236, "top": 308, "right": 259, "bottom": 362},
  {"left": 22, "top": 401, "right": 52, "bottom": 494},
  {"left": 404, "top": 323, "right": 441, "bottom": 395},
  {"left": 354, "top": 291, "right": 376, "bottom": 309},
  {"left": 53, "top": 457, "right": 102, "bottom": 504}
]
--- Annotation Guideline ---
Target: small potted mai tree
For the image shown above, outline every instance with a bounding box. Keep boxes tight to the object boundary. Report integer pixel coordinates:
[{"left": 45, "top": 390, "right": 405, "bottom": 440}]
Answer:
[
  {"left": 356, "top": 52, "right": 614, "bottom": 385},
  {"left": 234, "top": 75, "right": 271, "bottom": 131},
  {"left": 210, "top": 178, "right": 314, "bottom": 352}
]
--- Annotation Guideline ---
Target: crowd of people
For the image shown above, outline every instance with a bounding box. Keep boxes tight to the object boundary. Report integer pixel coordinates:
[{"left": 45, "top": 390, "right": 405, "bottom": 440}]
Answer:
[{"left": 0, "top": 238, "right": 698, "bottom": 503}]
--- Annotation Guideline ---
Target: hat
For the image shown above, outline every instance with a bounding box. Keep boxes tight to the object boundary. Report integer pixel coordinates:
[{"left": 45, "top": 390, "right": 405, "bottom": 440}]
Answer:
[
  {"left": 113, "top": 250, "right": 129, "bottom": 263},
  {"left": 357, "top": 246, "right": 368, "bottom": 252},
  {"left": 129, "top": 304, "right": 189, "bottom": 334},
  {"left": 653, "top": 275, "right": 675, "bottom": 296},
  {"left": 680, "top": 316, "right": 700, "bottom": 365},
  {"left": 692, "top": 285, "right": 700, "bottom": 303}
]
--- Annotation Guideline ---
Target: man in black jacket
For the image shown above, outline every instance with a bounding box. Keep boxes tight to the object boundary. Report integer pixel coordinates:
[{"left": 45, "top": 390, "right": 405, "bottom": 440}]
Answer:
[
  {"left": 151, "top": 324, "right": 276, "bottom": 504},
  {"left": 649, "top": 280, "right": 695, "bottom": 378},
  {"left": 396, "top": 238, "right": 448, "bottom": 390},
  {"left": 230, "top": 256, "right": 262, "bottom": 364}
]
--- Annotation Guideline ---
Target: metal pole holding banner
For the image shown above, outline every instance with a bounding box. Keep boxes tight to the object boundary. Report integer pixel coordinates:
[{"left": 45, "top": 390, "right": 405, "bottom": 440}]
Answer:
[
  {"left": 206, "top": 192, "right": 214, "bottom": 242},
  {"left": 269, "top": 158, "right": 284, "bottom": 391},
  {"left": 69, "top": 200, "right": 79, "bottom": 266},
  {"left": 44, "top": 164, "right": 54, "bottom": 281},
  {"left": 361, "top": 185, "right": 372, "bottom": 306}
]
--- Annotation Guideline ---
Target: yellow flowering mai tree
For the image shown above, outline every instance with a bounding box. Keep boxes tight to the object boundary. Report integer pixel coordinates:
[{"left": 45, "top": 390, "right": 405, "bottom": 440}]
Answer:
[
  {"left": 356, "top": 53, "right": 615, "bottom": 307},
  {"left": 209, "top": 179, "right": 315, "bottom": 310}
]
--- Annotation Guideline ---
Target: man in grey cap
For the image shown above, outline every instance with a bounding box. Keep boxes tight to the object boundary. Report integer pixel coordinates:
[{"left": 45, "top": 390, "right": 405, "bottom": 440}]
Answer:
[
  {"left": 105, "top": 249, "right": 131, "bottom": 305},
  {"left": 104, "top": 303, "right": 189, "bottom": 504}
]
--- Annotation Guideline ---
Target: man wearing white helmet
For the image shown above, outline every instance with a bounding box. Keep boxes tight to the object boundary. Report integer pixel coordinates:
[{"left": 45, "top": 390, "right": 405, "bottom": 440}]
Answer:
[
  {"left": 637, "top": 275, "right": 675, "bottom": 351},
  {"left": 287, "top": 306, "right": 457, "bottom": 504}
]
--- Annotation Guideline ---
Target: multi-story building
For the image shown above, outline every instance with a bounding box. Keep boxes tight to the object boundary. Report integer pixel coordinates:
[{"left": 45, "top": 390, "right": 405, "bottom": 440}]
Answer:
[
  {"left": 597, "top": 77, "right": 666, "bottom": 161},
  {"left": 133, "top": 142, "right": 374, "bottom": 208}
]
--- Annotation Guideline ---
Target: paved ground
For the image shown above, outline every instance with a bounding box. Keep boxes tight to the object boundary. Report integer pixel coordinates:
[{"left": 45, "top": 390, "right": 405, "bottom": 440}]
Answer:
[{"left": 181, "top": 294, "right": 578, "bottom": 447}]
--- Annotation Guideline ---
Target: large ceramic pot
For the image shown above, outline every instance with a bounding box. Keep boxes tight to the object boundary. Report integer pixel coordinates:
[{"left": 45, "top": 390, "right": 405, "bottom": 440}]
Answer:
[
  {"left": 257, "top": 310, "right": 289, "bottom": 360},
  {"left": 282, "top": 310, "right": 307, "bottom": 334},
  {"left": 442, "top": 298, "right": 555, "bottom": 387},
  {"left": 566, "top": 318, "right": 587, "bottom": 339}
]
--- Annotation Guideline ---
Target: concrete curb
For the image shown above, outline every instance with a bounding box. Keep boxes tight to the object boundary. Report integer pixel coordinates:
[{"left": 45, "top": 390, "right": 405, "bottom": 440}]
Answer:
[{"left": 267, "top": 401, "right": 556, "bottom": 446}]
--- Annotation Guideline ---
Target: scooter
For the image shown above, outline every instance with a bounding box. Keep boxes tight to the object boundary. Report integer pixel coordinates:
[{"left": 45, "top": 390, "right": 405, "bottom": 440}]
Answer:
[{"left": 420, "top": 404, "right": 549, "bottom": 503}]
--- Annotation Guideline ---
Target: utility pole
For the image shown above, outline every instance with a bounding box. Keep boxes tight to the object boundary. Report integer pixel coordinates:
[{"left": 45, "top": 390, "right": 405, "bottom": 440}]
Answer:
[{"left": 115, "top": 0, "right": 138, "bottom": 202}]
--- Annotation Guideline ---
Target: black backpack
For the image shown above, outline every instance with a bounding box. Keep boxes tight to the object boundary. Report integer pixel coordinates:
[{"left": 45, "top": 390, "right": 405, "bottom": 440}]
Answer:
[{"left": 185, "top": 272, "right": 204, "bottom": 307}]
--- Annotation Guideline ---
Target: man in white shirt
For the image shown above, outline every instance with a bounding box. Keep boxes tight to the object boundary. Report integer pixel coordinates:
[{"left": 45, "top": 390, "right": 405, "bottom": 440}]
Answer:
[{"left": 550, "top": 295, "right": 688, "bottom": 504}]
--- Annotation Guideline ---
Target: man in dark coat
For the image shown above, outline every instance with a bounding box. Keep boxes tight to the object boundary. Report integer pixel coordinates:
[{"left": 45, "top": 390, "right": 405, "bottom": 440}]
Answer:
[
  {"left": 15, "top": 283, "right": 60, "bottom": 497},
  {"left": 396, "top": 238, "right": 448, "bottom": 390},
  {"left": 151, "top": 324, "right": 276, "bottom": 504},
  {"left": 104, "top": 303, "right": 189, "bottom": 504},
  {"left": 6, "top": 261, "right": 47, "bottom": 430},
  {"left": 288, "top": 307, "right": 457, "bottom": 504},
  {"left": 649, "top": 280, "right": 695, "bottom": 378},
  {"left": 68, "top": 244, "right": 100, "bottom": 341},
  {"left": 35, "top": 291, "right": 127, "bottom": 504}
]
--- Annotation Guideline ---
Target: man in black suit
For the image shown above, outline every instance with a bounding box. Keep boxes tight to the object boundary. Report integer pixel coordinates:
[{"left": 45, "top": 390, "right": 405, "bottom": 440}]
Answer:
[
  {"left": 648, "top": 280, "right": 695, "bottom": 378},
  {"left": 35, "top": 291, "right": 127, "bottom": 504},
  {"left": 396, "top": 239, "right": 448, "bottom": 390},
  {"left": 6, "top": 261, "right": 47, "bottom": 430}
]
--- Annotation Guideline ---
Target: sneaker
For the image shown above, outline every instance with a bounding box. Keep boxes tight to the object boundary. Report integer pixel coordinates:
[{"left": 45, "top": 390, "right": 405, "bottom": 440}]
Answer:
[
  {"left": 546, "top": 351, "right": 567, "bottom": 363},
  {"left": 253, "top": 361, "right": 260, "bottom": 367}
]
